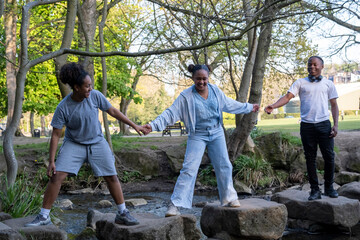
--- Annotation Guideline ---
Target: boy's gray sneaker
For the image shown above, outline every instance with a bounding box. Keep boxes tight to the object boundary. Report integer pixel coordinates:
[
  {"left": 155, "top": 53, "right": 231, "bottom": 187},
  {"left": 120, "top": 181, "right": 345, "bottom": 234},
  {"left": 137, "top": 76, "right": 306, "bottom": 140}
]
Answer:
[
  {"left": 24, "top": 214, "right": 52, "bottom": 227},
  {"left": 115, "top": 209, "right": 139, "bottom": 226}
]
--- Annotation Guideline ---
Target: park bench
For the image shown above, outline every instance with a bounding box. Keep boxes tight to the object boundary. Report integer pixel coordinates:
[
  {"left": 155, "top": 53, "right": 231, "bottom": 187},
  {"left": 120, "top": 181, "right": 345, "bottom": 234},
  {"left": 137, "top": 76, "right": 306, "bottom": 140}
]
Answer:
[{"left": 162, "top": 122, "right": 187, "bottom": 136}]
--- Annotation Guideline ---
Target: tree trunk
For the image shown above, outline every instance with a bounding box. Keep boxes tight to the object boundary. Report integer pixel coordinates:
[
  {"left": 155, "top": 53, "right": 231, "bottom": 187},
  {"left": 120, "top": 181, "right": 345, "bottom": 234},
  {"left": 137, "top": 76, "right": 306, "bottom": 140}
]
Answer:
[
  {"left": 119, "top": 73, "right": 141, "bottom": 135},
  {"left": 54, "top": 0, "right": 77, "bottom": 98},
  {"left": 40, "top": 116, "right": 45, "bottom": 136},
  {"left": 119, "top": 100, "right": 131, "bottom": 135},
  {"left": 3, "top": 0, "right": 73, "bottom": 185},
  {"left": 78, "top": 0, "right": 97, "bottom": 82},
  {"left": 228, "top": 0, "right": 277, "bottom": 161},
  {"left": 99, "top": 0, "right": 113, "bottom": 150},
  {"left": 4, "top": 0, "right": 17, "bottom": 128},
  {"left": 235, "top": 0, "right": 258, "bottom": 126},
  {"left": 30, "top": 112, "right": 34, "bottom": 137}
]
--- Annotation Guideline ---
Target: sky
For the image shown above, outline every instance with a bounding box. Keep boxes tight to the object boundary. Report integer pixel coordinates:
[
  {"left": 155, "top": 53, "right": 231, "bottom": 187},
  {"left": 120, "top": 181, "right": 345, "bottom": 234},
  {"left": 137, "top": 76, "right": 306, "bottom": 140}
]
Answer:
[{"left": 307, "top": 10, "right": 360, "bottom": 66}]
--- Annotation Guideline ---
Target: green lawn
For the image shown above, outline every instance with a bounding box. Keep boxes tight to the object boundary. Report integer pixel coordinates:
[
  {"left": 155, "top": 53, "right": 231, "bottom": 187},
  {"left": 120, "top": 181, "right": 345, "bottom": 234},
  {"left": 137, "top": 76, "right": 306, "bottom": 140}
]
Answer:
[{"left": 224, "top": 115, "right": 360, "bottom": 133}]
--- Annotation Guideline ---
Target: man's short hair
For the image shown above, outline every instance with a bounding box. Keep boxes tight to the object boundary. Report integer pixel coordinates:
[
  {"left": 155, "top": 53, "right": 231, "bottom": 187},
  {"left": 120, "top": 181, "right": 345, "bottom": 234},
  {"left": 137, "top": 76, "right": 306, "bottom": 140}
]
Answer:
[{"left": 308, "top": 56, "right": 324, "bottom": 65}]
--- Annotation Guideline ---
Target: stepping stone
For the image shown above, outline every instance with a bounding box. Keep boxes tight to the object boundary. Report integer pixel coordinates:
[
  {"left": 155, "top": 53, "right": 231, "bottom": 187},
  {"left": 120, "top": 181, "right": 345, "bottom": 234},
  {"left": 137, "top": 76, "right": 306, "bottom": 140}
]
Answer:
[
  {"left": 338, "top": 181, "right": 360, "bottom": 200},
  {"left": 200, "top": 198, "right": 287, "bottom": 240},
  {"left": 271, "top": 189, "right": 360, "bottom": 228},
  {"left": 2, "top": 216, "right": 67, "bottom": 240},
  {"left": 88, "top": 210, "right": 201, "bottom": 240}
]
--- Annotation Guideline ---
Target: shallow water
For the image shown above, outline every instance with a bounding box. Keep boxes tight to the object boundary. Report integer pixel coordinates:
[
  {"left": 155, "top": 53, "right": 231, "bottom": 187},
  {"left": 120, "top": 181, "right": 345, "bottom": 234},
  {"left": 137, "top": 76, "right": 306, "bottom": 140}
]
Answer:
[
  {"left": 55, "top": 192, "right": 360, "bottom": 239},
  {"left": 56, "top": 191, "right": 219, "bottom": 238}
]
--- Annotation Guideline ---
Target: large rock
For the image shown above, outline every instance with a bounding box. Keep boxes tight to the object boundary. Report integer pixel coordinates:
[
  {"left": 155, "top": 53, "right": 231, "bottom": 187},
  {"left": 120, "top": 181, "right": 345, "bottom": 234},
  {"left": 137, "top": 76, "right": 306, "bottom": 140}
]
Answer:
[
  {"left": 316, "top": 151, "right": 341, "bottom": 172},
  {"left": 344, "top": 146, "right": 360, "bottom": 173},
  {"left": 233, "top": 179, "right": 252, "bottom": 195},
  {"left": 165, "top": 145, "right": 186, "bottom": 173},
  {"left": 200, "top": 198, "right": 287, "bottom": 240},
  {"left": 2, "top": 216, "right": 67, "bottom": 240},
  {"left": 255, "top": 132, "right": 306, "bottom": 173},
  {"left": 335, "top": 171, "right": 360, "bottom": 185},
  {"left": 116, "top": 150, "right": 161, "bottom": 176},
  {"left": 271, "top": 189, "right": 360, "bottom": 228},
  {"left": 91, "top": 210, "right": 201, "bottom": 240},
  {"left": 0, "top": 212, "right": 12, "bottom": 221},
  {"left": 338, "top": 181, "right": 360, "bottom": 200}
]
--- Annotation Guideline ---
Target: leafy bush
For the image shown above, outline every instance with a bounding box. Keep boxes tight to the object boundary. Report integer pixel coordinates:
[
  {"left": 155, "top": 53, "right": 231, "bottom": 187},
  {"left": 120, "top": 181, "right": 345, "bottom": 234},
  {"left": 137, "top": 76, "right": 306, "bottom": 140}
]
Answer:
[
  {"left": 198, "top": 165, "right": 217, "bottom": 187},
  {"left": 119, "top": 170, "right": 143, "bottom": 183},
  {"left": 279, "top": 132, "right": 302, "bottom": 146},
  {"left": 0, "top": 174, "right": 44, "bottom": 218},
  {"left": 233, "top": 155, "right": 281, "bottom": 189},
  {"left": 344, "top": 110, "right": 356, "bottom": 115},
  {"left": 250, "top": 127, "right": 265, "bottom": 140}
]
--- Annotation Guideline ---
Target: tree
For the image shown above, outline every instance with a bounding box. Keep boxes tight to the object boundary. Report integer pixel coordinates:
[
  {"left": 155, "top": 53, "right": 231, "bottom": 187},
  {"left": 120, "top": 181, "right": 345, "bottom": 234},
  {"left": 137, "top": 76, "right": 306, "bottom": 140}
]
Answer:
[
  {"left": 2, "top": 0, "right": 323, "bottom": 185},
  {"left": 301, "top": 0, "right": 360, "bottom": 59},
  {"left": 3, "top": 0, "right": 17, "bottom": 131}
]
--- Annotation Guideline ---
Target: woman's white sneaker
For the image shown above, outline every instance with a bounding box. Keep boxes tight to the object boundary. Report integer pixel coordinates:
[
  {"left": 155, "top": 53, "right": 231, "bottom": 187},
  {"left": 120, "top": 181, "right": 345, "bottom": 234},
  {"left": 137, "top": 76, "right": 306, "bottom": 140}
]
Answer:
[
  {"left": 165, "top": 203, "right": 180, "bottom": 217},
  {"left": 225, "top": 199, "right": 241, "bottom": 208}
]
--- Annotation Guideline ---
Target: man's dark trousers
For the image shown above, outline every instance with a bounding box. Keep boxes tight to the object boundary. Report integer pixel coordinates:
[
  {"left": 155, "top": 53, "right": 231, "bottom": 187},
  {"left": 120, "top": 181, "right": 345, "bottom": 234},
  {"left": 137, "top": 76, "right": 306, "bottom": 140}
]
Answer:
[{"left": 300, "top": 120, "right": 335, "bottom": 191}]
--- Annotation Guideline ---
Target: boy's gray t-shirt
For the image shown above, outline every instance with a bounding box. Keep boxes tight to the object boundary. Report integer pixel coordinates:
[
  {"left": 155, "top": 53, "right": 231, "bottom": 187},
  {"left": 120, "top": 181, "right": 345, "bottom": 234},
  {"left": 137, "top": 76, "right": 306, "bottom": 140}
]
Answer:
[{"left": 51, "top": 90, "right": 111, "bottom": 144}]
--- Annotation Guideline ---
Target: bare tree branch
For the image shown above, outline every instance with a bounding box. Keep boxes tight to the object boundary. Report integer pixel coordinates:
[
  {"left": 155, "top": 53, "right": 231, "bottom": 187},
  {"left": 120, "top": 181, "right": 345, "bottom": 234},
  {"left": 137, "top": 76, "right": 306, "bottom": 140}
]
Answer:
[{"left": 302, "top": 1, "right": 360, "bottom": 32}]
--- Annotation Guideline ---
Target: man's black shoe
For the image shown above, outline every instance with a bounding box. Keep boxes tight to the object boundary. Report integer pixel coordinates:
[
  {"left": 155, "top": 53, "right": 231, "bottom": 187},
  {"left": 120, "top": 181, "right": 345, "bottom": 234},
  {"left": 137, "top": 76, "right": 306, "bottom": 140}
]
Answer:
[
  {"left": 324, "top": 188, "right": 339, "bottom": 198},
  {"left": 308, "top": 189, "right": 321, "bottom": 201}
]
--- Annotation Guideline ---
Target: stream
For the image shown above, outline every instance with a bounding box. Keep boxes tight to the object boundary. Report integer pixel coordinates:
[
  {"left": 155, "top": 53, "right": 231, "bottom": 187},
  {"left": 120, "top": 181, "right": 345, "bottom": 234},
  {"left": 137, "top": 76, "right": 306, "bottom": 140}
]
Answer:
[{"left": 55, "top": 192, "right": 360, "bottom": 240}]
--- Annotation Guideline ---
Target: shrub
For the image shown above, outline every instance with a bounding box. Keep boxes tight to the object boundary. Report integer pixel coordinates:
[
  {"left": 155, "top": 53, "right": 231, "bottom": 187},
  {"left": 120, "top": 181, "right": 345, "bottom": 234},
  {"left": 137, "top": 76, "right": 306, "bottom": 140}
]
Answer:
[
  {"left": 344, "top": 110, "right": 356, "bottom": 115},
  {"left": 198, "top": 165, "right": 217, "bottom": 187},
  {"left": 233, "top": 154, "right": 287, "bottom": 189},
  {"left": 279, "top": 132, "right": 302, "bottom": 146},
  {"left": 119, "top": 170, "right": 143, "bottom": 183},
  {"left": 233, "top": 155, "right": 275, "bottom": 189},
  {"left": 0, "top": 174, "right": 44, "bottom": 218}
]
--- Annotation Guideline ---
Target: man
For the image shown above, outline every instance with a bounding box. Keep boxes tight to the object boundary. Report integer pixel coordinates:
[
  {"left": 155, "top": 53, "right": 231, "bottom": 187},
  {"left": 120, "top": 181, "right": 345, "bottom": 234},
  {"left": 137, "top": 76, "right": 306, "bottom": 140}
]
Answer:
[{"left": 264, "top": 56, "right": 339, "bottom": 201}]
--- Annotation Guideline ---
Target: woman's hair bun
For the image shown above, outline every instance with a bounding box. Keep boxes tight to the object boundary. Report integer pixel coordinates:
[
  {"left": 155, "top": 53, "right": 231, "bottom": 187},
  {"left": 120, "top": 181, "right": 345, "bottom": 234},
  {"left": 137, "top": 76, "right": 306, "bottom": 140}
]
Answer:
[{"left": 187, "top": 64, "right": 195, "bottom": 73}]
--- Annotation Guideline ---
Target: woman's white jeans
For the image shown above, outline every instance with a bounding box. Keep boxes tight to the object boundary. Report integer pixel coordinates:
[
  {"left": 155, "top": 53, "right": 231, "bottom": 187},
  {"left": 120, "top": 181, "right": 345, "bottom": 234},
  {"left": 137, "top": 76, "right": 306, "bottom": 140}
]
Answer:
[{"left": 171, "top": 127, "right": 238, "bottom": 208}]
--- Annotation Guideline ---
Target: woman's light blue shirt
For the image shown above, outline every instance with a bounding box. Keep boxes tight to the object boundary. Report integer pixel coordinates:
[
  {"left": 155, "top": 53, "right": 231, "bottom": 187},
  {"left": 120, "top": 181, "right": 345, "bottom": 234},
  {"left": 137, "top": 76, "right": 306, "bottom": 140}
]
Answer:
[{"left": 194, "top": 86, "right": 219, "bottom": 129}]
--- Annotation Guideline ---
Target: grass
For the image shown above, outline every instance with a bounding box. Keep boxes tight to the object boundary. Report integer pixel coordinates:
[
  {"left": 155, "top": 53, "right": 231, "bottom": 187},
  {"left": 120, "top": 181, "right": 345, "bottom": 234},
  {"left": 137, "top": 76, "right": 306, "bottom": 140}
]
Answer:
[
  {"left": 111, "top": 135, "right": 163, "bottom": 151},
  {"left": 0, "top": 174, "right": 44, "bottom": 218},
  {"left": 256, "top": 115, "right": 360, "bottom": 133},
  {"left": 225, "top": 115, "right": 360, "bottom": 133}
]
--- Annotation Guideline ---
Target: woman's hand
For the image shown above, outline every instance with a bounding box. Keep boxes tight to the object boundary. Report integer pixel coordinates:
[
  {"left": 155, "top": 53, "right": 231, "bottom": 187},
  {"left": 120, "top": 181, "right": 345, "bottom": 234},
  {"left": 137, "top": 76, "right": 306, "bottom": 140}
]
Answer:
[
  {"left": 252, "top": 104, "right": 260, "bottom": 112},
  {"left": 47, "top": 162, "right": 56, "bottom": 178}
]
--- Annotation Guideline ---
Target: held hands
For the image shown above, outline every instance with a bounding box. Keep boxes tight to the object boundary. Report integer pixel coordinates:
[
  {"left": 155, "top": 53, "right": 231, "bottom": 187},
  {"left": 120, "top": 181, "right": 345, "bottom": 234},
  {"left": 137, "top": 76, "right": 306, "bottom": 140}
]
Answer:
[
  {"left": 252, "top": 104, "right": 260, "bottom": 112},
  {"left": 134, "top": 125, "right": 150, "bottom": 136},
  {"left": 142, "top": 124, "right": 152, "bottom": 135}
]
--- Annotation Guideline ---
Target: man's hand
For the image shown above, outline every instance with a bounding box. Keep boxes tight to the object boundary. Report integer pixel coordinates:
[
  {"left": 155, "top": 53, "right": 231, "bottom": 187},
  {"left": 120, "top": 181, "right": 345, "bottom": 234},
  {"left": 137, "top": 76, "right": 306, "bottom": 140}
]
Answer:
[
  {"left": 252, "top": 104, "right": 260, "bottom": 112},
  {"left": 264, "top": 105, "right": 274, "bottom": 114},
  {"left": 330, "top": 125, "right": 338, "bottom": 138}
]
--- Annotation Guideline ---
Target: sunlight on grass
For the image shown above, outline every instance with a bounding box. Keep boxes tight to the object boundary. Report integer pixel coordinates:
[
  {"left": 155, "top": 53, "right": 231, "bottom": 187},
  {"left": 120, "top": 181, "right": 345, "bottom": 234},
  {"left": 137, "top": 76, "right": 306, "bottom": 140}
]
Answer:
[{"left": 225, "top": 115, "right": 360, "bottom": 133}]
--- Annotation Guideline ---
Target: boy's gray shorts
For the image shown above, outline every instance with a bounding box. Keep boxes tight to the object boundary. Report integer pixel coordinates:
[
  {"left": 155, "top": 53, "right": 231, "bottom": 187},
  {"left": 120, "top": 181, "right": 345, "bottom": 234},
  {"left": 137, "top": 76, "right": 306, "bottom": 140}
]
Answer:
[{"left": 55, "top": 138, "right": 117, "bottom": 177}]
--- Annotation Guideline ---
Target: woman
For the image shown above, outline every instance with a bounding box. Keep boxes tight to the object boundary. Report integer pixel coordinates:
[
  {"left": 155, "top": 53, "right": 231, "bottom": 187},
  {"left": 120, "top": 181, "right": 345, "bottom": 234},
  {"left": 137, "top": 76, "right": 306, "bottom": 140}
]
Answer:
[
  {"left": 144, "top": 64, "right": 259, "bottom": 216},
  {"left": 25, "top": 63, "right": 145, "bottom": 226}
]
